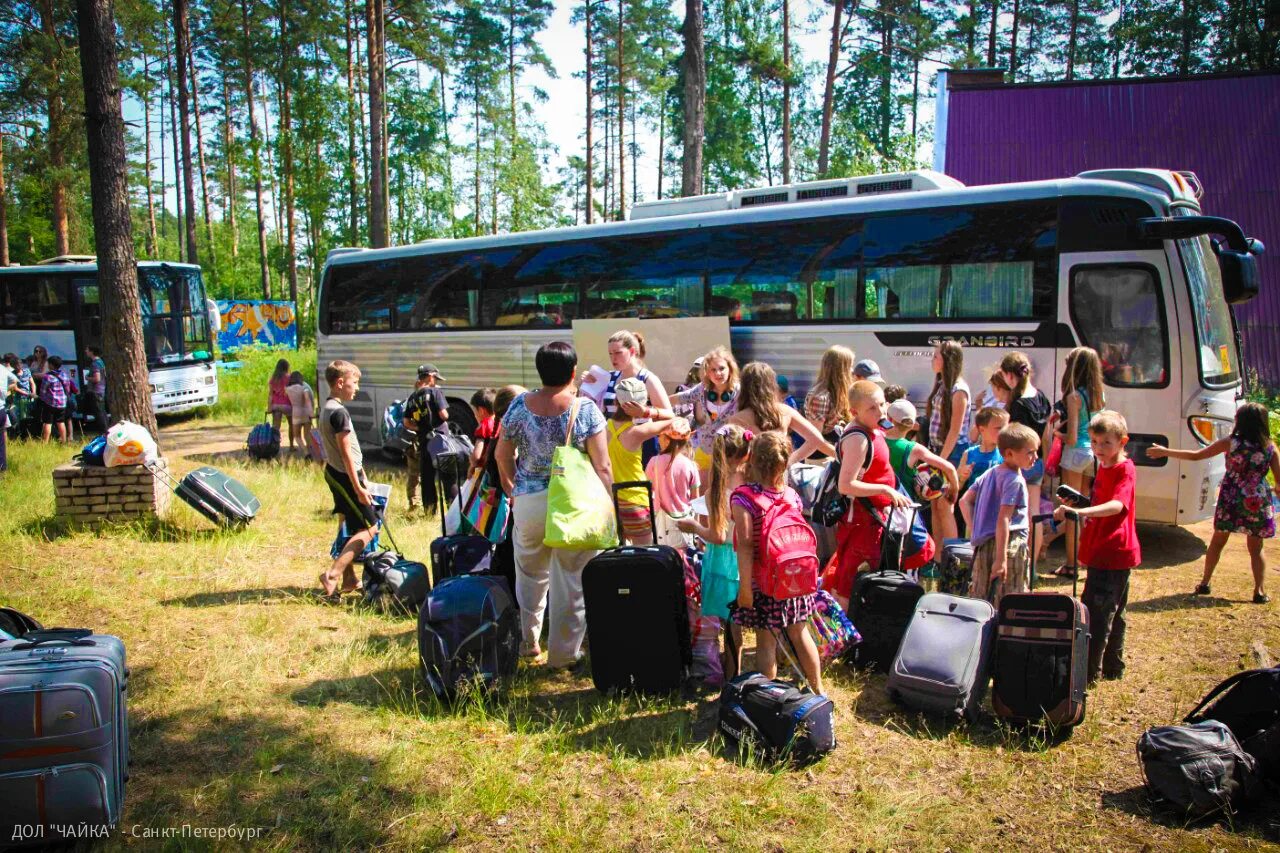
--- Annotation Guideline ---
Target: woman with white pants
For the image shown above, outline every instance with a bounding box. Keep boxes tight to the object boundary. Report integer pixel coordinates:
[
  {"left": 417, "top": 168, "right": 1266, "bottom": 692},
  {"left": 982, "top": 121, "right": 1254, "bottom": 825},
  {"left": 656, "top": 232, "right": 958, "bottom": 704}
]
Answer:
[{"left": 496, "top": 341, "right": 612, "bottom": 668}]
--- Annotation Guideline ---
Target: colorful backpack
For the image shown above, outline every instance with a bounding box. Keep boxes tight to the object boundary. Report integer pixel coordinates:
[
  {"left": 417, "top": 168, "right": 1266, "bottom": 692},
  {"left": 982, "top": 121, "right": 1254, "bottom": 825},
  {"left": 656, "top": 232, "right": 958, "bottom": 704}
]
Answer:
[{"left": 742, "top": 486, "right": 820, "bottom": 600}]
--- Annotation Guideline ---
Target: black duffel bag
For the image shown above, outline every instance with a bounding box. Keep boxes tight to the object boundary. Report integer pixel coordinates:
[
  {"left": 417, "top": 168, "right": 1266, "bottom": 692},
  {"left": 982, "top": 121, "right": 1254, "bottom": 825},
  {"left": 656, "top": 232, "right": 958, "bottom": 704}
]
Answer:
[
  {"left": 718, "top": 672, "right": 835, "bottom": 766},
  {"left": 1183, "top": 666, "right": 1280, "bottom": 779},
  {"left": 1137, "top": 721, "right": 1261, "bottom": 818}
]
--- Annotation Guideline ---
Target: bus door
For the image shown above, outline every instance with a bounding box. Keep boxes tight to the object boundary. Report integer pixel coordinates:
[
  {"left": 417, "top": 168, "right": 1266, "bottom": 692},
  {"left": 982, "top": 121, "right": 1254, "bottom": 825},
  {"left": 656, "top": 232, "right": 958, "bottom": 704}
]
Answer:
[
  {"left": 1059, "top": 250, "right": 1180, "bottom": 524},
  {"left": 71, "top": 277, "right": 103, "bottom": 378}
]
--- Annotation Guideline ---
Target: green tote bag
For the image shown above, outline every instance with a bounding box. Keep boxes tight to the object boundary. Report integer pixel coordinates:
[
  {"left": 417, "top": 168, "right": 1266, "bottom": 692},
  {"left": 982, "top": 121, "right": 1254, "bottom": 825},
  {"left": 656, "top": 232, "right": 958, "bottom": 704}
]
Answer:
[{"left": 543, "top": 398, "right": 618, "bottom": 551}]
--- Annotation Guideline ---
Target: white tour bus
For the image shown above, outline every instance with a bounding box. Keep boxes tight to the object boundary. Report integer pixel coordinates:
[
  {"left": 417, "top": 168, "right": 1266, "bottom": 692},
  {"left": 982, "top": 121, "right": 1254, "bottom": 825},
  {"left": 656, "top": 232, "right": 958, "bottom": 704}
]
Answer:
[
  {"left": 0, "top": 257, "right": 220, "bottom": 415},
  {"left": 316, "top": 168, "right": 1263, "bottom": 525}
]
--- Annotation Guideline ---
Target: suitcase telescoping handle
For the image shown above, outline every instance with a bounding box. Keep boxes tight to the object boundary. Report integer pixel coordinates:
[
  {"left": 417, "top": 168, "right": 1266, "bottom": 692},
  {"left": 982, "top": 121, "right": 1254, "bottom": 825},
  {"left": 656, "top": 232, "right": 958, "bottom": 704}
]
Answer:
[
  {"left": 1031, "top": 511, "right": 1078, "bottom": 597},
  {"left": 612, "top": 480, "right": 658, "bottom": 545}
]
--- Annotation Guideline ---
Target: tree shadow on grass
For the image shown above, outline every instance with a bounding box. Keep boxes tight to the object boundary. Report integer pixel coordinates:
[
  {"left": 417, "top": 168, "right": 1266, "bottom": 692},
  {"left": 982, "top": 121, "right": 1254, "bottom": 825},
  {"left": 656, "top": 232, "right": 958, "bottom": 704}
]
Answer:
[
  {"left": 17, "top": 514, "right": 228, "bottom": 543},
  {"left": 1100, "top": 783, "right": 1280, "bottom": 842},
  {"left": 292, "top": 661, "right": 710, "bottom": 760},
  {"left": 127, "top": 706, "right": 448, "bottom": 848},
  {"left": 161, "top": 586, "right": 320, "bottom": 608},
  {"left": 1127, "top": 593, "right": 1235, "bottom": 613}
]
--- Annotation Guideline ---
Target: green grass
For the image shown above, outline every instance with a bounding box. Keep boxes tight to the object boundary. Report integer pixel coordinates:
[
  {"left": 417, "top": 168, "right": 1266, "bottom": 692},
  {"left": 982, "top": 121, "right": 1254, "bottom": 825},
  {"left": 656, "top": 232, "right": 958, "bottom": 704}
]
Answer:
[{"left": 3, "top": 409, "right": 1280, "bottom": 849}]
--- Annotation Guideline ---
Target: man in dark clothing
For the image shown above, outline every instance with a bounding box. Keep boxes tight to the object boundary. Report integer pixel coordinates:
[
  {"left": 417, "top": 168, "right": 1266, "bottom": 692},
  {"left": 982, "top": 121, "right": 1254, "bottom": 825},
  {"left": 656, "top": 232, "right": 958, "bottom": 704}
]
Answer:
[{"left": 403, "top": 364, "right": 451, "bottom": 516}]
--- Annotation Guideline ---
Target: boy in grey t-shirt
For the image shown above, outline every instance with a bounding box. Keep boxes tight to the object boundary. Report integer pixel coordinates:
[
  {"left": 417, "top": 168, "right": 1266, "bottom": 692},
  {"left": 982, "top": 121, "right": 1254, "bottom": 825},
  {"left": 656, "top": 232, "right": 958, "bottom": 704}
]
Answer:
[
  {"left": 959, "top": 423, "right": 1039, "bottom": 606},
  {"left": 319, "top": 360, "right": 377, "bottom": 598}
]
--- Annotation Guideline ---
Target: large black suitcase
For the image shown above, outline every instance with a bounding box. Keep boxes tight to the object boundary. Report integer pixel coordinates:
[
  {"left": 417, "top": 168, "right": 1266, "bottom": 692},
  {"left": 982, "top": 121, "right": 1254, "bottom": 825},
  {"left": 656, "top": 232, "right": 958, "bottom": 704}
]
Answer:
[
  {"left": 149, "top": 462, "right": 260, "bottom": 527},
  {"left": 583, "top": 481, "right": 692, "bottom": 693},
  {"left": 846, "top": 569, "right": 924, "bottom": 671},
  {"left": 991, "top": 512, "right": 1090, "bottom": 729}
]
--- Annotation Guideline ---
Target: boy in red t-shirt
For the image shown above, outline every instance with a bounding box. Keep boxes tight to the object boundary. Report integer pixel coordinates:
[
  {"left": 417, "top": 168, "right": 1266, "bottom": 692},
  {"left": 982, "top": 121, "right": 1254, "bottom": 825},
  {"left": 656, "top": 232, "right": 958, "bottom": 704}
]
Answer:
[{"left": 1054, "top": 410, "right": 1140, "bottom": 683}]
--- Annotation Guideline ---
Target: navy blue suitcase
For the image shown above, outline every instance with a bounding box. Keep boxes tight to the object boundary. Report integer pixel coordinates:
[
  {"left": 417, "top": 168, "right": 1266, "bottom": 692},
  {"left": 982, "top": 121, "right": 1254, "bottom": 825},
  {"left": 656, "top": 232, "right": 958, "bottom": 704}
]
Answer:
[
  {"left": 418, "top": 575, "right": 519, "bottom": 699},
  {"left": 0, "top": 626, "right": 129, "bottom": 841}
]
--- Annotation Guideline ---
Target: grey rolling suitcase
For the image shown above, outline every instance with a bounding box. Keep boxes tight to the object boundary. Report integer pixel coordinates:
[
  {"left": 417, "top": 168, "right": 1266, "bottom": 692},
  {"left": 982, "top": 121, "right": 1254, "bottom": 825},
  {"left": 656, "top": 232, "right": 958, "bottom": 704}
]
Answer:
[
  {"left": 886, "top": 593, "right": 996, "bottom": 722},
  {"left": 0, "top": 629, "right": 129, "bottom": 841}
]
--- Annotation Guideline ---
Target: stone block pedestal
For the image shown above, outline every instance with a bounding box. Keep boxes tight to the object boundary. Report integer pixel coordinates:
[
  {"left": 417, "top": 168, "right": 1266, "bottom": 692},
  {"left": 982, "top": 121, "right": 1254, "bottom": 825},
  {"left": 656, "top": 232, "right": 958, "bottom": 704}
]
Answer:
[{"left": 53, "top": 458, "right": 172, "bottom": 524}]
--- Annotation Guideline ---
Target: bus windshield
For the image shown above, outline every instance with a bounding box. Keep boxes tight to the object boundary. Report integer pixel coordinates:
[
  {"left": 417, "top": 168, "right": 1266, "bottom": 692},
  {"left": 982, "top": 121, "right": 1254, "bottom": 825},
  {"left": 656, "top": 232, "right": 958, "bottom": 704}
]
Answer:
[
  {"left": 141, "top": 267, "right": 213, "bottom": 367},
  {"left": 1176, "top": 230, "right": 1240, "bottom": 386}
]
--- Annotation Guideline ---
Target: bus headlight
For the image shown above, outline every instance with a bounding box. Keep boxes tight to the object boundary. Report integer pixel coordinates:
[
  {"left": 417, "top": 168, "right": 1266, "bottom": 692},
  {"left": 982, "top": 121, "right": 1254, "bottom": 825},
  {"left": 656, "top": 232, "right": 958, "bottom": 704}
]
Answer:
[
  {"left": 204, "top": 376, "right": 215, "bottom": 385},
  {"left": 1188, "top": 416, "right": 1231, "bottom": 447}
]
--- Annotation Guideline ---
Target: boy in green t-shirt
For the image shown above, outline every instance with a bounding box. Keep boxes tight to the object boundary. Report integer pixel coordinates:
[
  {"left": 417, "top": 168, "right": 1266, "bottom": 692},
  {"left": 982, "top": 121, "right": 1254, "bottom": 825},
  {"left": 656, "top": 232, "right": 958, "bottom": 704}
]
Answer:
[{"left": 883, "top": 398, "right": 960, "bottom": 537}]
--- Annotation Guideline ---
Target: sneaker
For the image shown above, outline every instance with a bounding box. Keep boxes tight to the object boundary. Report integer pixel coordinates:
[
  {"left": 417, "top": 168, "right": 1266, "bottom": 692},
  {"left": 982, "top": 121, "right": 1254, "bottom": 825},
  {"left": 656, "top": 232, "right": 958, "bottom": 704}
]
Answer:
[
  {"left": 1254, "top": 592, "right": 1270, "bottom": 605},
  {"left": 1193, "top": 582, "right": 1211, "bottom": 596}
]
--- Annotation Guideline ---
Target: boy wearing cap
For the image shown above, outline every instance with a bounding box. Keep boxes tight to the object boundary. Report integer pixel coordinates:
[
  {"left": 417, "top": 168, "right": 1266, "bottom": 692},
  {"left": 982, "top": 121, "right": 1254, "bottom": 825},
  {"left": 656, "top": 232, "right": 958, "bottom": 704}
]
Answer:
[
  {"left": 609, "top": 377, "right": 678, "bottom": 544},
  {"left": 884, "top": 398, "right": 960, "bottom": 511},
  {"left": 403, "top": 364, "right": 450, "bottom": 515},
  {"left": 854, "top": 359, "right": 886, "bottom": 387}
]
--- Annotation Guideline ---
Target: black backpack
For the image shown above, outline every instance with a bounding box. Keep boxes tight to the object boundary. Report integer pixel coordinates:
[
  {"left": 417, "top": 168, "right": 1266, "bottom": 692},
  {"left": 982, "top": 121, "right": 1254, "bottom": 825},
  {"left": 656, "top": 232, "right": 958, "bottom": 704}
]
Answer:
[
  {"left": 418, "top": 575, "right": 519, "bottom": 701},
  {"left": 1183, "top": 666, "right": 1280, "bottom": 779},
  {"left": 0, "top": 607, "right": 43, "bottom": 639},
  {"left": 1137, "top": 721, "right": 1261, "bottom": 817},
  {"left": 814, "top": 425, "right": 876, "bottom": 528},
  {"left": 718, "top": 672, "right": 835, "bottom": 766},
  {"left": 362, "top": 551, "right": 431, "bottom": 615}
]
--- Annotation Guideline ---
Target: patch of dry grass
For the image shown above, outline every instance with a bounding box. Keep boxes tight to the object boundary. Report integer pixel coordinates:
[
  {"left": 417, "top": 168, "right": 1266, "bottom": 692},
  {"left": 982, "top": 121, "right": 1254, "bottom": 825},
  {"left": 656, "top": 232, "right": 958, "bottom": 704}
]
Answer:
[{"left": 2, "top": 433, "right": 1278, "bottom": 851}]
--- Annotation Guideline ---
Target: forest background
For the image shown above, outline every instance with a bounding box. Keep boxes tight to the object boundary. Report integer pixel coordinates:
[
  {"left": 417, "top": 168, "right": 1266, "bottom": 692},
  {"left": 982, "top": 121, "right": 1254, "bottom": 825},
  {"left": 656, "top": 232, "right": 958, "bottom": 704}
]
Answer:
[{"left": 1, "top": 0, "right": 1276, "bottom": 339}]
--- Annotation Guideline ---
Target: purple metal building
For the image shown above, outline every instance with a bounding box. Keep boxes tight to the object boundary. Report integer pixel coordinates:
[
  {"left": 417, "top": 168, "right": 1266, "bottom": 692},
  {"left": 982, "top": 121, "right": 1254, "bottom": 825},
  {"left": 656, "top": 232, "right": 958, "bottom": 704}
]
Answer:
[{"left": 935, "top": 69, "right": 1280, "bottom": 388}]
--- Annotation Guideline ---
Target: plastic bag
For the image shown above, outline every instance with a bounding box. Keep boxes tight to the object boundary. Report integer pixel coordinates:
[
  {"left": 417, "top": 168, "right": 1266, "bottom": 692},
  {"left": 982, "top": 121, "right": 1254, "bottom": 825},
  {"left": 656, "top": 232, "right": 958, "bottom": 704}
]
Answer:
[{"left": 103, "top": 420, "right": 158, "bottom": 467}]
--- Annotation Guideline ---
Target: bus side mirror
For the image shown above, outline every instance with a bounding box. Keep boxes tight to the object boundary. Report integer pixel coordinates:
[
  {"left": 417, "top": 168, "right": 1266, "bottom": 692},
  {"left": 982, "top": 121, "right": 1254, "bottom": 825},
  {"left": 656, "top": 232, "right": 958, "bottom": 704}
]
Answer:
[
  {"left": 1137, "top": 216, "right": 1264, "bottom": 304},
  {"left": 1212, "top": 241, "right": 1262, "bottom": 304},
  {"left": 206, "top": 298, "right": 222, "bottom": 333}
]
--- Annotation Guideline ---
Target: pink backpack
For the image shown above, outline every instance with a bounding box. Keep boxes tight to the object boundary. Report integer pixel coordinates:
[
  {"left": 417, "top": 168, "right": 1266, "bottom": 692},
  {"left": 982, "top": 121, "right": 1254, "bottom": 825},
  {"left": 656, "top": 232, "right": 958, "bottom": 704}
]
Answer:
[{"left": 745, "top": 487, "right": 820, "bottom": 600}]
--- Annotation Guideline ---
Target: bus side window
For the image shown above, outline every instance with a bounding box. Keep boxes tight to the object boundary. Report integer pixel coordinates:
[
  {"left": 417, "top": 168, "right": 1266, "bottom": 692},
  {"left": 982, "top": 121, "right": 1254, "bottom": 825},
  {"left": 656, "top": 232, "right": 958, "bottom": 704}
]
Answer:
[{"left": 1069, "top": 265, "right": 1169, "bottom": 388}]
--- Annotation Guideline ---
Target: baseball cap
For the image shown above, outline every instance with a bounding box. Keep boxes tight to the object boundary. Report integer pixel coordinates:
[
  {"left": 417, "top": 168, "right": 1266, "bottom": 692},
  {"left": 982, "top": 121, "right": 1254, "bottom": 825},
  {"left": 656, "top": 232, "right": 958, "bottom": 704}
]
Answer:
[
  {"left": 614, "top": 377, "right": 649, "bottom": 408},
  {"left": 417, "top": 363, "right": 446, "bottom": 381},
  {"left": 776, "top": 374, "right": 791, "bottom": 392},
  {"left": 854, "top": 359, "right": 885, "bottom": 385},
  {"left": 887, "top": 399, "right": 917, "bottom": 428}
]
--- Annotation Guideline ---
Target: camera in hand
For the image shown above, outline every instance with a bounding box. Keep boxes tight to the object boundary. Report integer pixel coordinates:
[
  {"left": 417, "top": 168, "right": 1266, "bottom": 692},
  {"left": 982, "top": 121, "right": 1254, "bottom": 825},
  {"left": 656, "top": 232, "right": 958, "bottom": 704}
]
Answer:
[{"left": 1056, "top": 484, "right": 1089, "bottom": 508}]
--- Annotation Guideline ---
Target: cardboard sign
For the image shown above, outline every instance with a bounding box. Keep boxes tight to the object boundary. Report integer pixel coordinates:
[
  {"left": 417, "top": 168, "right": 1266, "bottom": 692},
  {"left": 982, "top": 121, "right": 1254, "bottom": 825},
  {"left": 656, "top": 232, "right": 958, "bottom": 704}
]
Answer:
[{"left": 572, "top": 317, "right": 731, "bottom": 390}]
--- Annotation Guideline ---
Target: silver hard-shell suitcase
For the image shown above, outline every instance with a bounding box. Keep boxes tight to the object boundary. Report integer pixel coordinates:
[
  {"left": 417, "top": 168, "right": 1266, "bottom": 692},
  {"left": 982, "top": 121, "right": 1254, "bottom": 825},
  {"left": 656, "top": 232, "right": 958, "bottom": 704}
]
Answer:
[
  {"left": 0, "top": 629, "right": 129, "bottom": 841},
  {"left": 886, "top": 593, "right": 996, "bottom": 721}
]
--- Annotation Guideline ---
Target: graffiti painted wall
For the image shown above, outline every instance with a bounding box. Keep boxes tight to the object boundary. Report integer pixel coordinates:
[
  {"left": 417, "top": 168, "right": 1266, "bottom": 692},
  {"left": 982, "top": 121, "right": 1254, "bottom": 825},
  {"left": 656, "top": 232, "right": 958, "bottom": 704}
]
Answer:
[{"left": 216, "top": 300, "right": 297, "bottom": 352}]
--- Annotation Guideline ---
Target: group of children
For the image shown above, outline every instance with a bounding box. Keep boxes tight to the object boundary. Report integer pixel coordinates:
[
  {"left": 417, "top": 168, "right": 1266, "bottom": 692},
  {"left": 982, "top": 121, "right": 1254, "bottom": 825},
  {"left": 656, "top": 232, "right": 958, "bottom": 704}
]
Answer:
[{"left": 313, "top": 334, "right": 1279, "bottom": 692}]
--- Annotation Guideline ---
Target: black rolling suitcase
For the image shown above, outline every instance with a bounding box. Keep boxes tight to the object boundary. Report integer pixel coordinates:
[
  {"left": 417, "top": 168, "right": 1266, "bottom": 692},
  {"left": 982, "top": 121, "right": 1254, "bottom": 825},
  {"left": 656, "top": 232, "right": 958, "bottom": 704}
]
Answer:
[
  {"left": 583, "top": 481, "right": 692, "bottom": 693},
  {"left": 149, "top": 462, "right": 260, "bottom": 527},
  {"left": 428, "top": 469, "right": 496, "bottom": 584},
  {"left": 846, "top": 569, "right": 924, "bottom": 671},
  {"left": 991, "top": 511, "right": 1090, "bottom": 729}
]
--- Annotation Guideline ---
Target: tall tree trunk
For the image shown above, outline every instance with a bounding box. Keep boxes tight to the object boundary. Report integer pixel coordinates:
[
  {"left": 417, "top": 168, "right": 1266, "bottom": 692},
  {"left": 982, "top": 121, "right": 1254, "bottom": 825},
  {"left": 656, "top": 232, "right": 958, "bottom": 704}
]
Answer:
[
  {"left": 911, "top": 1, "right": 921, "bottom": 158},
  {"left": 439, "top": 71, "right": 455, "bottom": 236},
  {"left": 1111, "top": 0, "right": 1122, "bottom": 76},
  {"left": 143, "top": 53, "right": 158, "bottom": 259},
  {"left": 680, "top": 0, "right": 705, "bottom": 196},
  {"left": 656, "top": 77, "right": 665, "bottom": 199},
  {"left": 221, "top": 77, "right": 237, "bottom": 259},
  {"left": 40, "top": 0, "right": 70, "bottom": 257},
  {"left": 630, "top": 93, "right": 638, "bottom": 204},
  {"left": 260, "top": 75, "right": 282, "bottom": 245},
  {"left": 508, "top": 2, "right": 517, "bottom": 146},
  {"left": 240, "top": 0, "right": 270, "bottom": 298},
  {"left": 164, "top": 25, "right": 184, "bottom": 260},
  {"left": 1179, "top": 0, "right": 1191, "bottom": 74},
  {"left": 880, "top": 0, "right": 894, "bottom": 157},
  {"left": 186, "top": 39, "right": 215, "bottom": 275},
  {"left": 366, "top": 0, "right": 387, "bottom": 247},
  {"left": 818, "top": 0, "right": 843, "bottom": 177},
  {"left": 617, "top": 0, "right": 625, "bottom": 220},
  {"left": 0, "top": 139, "right": 8, "bottom": 267},
  {"left": 173, "top": 0, "right": 199, "bottom": 264},
  {"left": 355, "top": 11, "right": 370, "bottom": 228},
  {"left": 756, "top": 78, "right": 773, "bottom": 184},
  {"left": 279, "top": 0, "right": 298, "bottom": 308},
  {"left": 158, "top": 44, "right": 167, "bottom": 244},
  {"left": 967, "top": 0, "right": 977, "bottom": 57},
  {"left": 344, "top": 0, "right": 360, "bottom": 244},
  {"left": 781, "top": 0, "right": 792, "bottom": 184},
  {"left": 473, "top": 82, "right": 481, "bottom": 235},
  {"left": 1066, "top": 0, "right": 1080, "bottom": 79},
  {"left": 987, "top": 0, "right": 998, "bottom": 66},
  {"left": 76, "top": 0, "right": 156, "bottom": 437},
  {"left": 1009, "top": 0, "right": 1021, "bottom": 79},
  {"left": 585, "top": 0, "right": 594, "bottom": 223}
]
